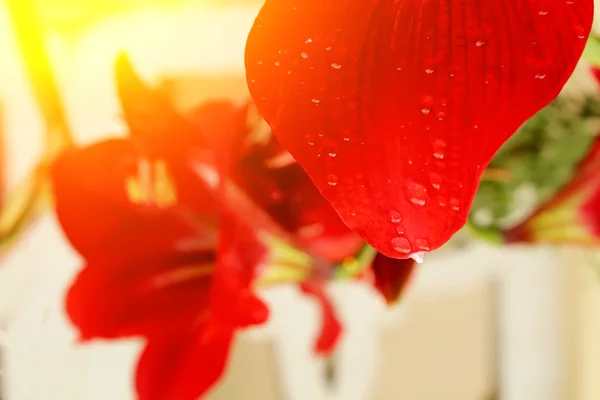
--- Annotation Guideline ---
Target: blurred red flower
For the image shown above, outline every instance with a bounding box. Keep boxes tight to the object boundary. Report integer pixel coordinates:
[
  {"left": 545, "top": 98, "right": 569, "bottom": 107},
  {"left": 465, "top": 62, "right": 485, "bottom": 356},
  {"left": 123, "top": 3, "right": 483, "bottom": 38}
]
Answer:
[{"left": 51, "top": 54, "right": 415, "bottom": 399}]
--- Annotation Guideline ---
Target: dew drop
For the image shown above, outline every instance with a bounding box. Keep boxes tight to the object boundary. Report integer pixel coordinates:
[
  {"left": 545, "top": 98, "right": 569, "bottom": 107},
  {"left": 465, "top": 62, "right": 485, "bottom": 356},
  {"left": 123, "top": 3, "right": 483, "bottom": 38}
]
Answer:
[
  {"left": 311, "top": 98, "right": 321, "bottom": 104},
  {"left": 437, "top": 111, "right": 445, "bottom": 120},
  {"left": 415, "top": 238, "right": 431, "bottom": 251},
  {"left": 274, "top": 61, "right": 280, "bottom": 67},
  {"left": 425, "top": 68, "right": 435, "bottom": 74},
  {"left": 331, "top": 63, "right": 342, "bottom": 69},
  {"left": 411, "top": 197, "right": 425, "bottom": 206},
  {"left": 390, "top": 237, "right": 411, "bottom": 254},
  {"left": 406, "top": 181, "right": 428, "bottom": 207},
  {"left": 301, "top": 52, "right": 309, "bottom": 59},
  {"left": 450, "top": 197, "right": 460, "bottom": 211},
  {"left": 343, "top": 137, "right": 350, "bottom": 142},
  {"left": 350, "top": 210, "right": 357, "bottom": 216},
  {"left": 430, "top": 172, "right": 442, "bottom": 190},
  {"left": 325, "top": 46, "right": 332, "bottom": 51},
  {"left": 305, "top": 38, "right": 313, "bottom": 43},
  {"left": 538, "top": 10, "right": 548, "bottom": 15},
  {"left": 396, "top": 225, "right": 405, "bottom": 234},
  {"left": 410, "top": 251, "right": 425, "bottom": 264},
  {"left": 421, "top": 108, "right": 431, "bottom": 115},
  {"left": 328, "top": 151, "right": 337, "bottom": 158},
  {"left": 534, "top": 73, "right": 546, "bottom": 80},
  {"left": 475, "top": 40, "right": 486, "bottom": 47},
  {"left": 327, "top": 174, "right": 338, "bottom": 186},
  {"left": 389, "top": 209, "right": 402, "bottom": 223}
]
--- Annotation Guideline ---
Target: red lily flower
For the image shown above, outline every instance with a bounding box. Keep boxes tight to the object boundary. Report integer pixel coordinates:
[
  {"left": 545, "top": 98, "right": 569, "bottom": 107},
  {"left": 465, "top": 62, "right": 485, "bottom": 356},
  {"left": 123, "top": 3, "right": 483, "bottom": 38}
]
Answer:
[
  {"left": 52, "top": 54, "right": 420, "bottom": 399},
  {"left": 245, "top": 0, "right": 593, "bottom": 259},
  {"left": 504, "top": 133, "right": 600, "bottom": 245}
]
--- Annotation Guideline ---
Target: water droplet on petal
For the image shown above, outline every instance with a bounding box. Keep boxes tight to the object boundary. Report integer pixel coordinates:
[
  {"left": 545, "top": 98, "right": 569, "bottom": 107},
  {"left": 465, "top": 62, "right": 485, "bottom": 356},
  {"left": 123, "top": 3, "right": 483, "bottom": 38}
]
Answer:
[
  {"left": 328, "top": 151, "right": 337, "bottom": 158},
  {"left": 406, "top": 181, "right": 428, "bottom": 207},
  {"left": 301, "top": 52, "right": 309, "bottom": 59},
  {"left": 534, "top": 73, "right": 546, "bottom": 80},
  {"left": 410, "top": 251, "right": 425, "bottom": 264},
  {"left": 274, "top": 61, "right": 280, "bottom": 67},
  {"left": 327, "top": 174, "right": 338, "bottom": 186},
  {"left": 538, "top": 10, "right": 548, "bottom": 15},
  {"left": 396, "top": 225, "right": 405, "bottom": 234},
  {"left": 421, "top": 108, "right": 431, "bottom": 115},
  {"left": 389, "top": 209, "right": 402, "bottom": 223},
  {"left": 350, "top": 210, "right": 357, "bottom": 216},
  {"left": 331, "top": 63, "right": 342, "bottom": 69},
  {"left": 390, "top": 237, "right": 411, "bottom": 254},
  {"left": 429, "top": 172, "right": 442, "bottom": 190},
  {"left": 450, "top": 197, "right": 460, "bottom": 211},
  {"left": 425, "top": 68, "right": 435, "bottom": 74},
  {"left": 415, "top": 238, "right": 431, "bottom": 251},
  {"left": 305, "top": 38, "right": 313, "bottom": 43},
  {"left": 311, "top": 98, "right": 321, "bottom": 104},
  {"left": 475, "top": 40, "right": 486, "bottom": 47},
  {"left": 343, "top": 137, "right": 350, "bottom": 142}
]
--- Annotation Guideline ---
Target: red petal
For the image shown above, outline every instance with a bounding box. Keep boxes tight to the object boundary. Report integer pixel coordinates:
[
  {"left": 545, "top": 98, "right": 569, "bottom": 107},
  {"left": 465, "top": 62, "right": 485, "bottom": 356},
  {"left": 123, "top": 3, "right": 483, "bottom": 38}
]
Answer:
[
  {"left": 580, "top": 183, "right": 600, "bottom": 237},
  {"left": 66, "top": 226, "right": 215, "bottom": 340},
  {"left": 371, "top": 253, "right": 416, "bottom": 304},
  {"left": 192, "top": 102, "right": 363, "bottom": 262},
  {"left": 51, "top": 140, "right": 217, "bottom": 258},
  {"left": 299, "top": 282, "right": 342, "bottom": 356},
  {"left": 210, "top": 212, "right": 269, "bottom": 328},
  {"left": 115, "top": 53, "right": 205, "bottom": 156},
  {"left": 135, "top": 325, "right": 234, "bottom": 400},
  {"left": 246, "top": 0, "right": 593, "bottom": 258}
]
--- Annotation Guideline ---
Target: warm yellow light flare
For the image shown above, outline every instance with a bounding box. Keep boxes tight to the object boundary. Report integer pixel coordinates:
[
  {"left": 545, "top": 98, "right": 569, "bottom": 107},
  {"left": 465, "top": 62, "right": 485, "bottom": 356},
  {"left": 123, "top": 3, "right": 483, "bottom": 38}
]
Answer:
[{"left": 33, "top": 0, "right": 259, "bottom": 37}]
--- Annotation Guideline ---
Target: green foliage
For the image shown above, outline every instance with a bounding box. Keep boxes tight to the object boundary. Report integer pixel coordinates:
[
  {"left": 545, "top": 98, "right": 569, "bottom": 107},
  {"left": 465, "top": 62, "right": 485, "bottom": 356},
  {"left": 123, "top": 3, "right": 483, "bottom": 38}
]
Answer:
[{"left": 469, "top": 94, "right": 600, "bottom": 233}]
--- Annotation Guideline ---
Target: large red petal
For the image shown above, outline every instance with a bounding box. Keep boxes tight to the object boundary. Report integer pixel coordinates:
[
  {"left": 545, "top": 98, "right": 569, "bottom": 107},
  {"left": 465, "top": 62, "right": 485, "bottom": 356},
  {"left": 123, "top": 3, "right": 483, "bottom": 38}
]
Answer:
[
  {"left": 371, "top": 253, "right": 416, "bottom": 304},
  {"left": 246, "top": 0, "right": 593, "bottom": 257},
  {"left": 135, "top": 325, "right": 234, "bottom": 400},
  {"left": 299, "top": 282, "right": 342, "bottom": 356}
]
